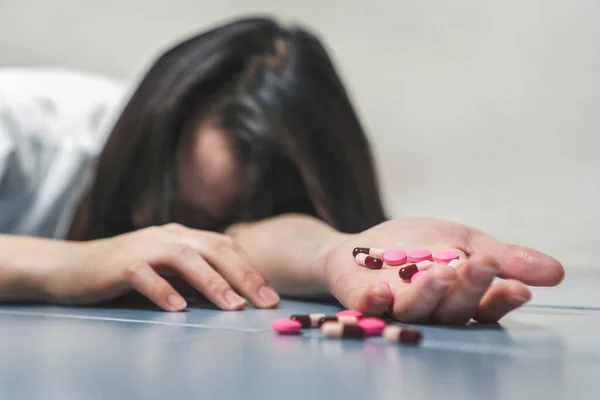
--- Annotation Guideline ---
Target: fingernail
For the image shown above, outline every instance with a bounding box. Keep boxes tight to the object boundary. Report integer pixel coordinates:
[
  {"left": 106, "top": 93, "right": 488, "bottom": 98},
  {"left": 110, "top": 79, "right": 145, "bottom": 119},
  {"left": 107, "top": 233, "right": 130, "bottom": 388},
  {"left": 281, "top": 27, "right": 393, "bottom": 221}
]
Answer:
[
  {"left": 168, "top": 294, "right": 187, "bottom": 310},
  {"left": 224, "top": 289, "right": 246, "bottom": 307},
  {"left": 510, "top": 294, "right": 530, "bottom": 304},
  {"left": 258, "top": 286, "right": 280, "bottom": 304},
  {"left": 378, "top": 280, "right": 390, "bottom": 288},
  {"left": 430, "top": 279, "right": 453, "bottom": 293},
  {"left": 469, "top": 265, "right": 497, "bottom": 286}
]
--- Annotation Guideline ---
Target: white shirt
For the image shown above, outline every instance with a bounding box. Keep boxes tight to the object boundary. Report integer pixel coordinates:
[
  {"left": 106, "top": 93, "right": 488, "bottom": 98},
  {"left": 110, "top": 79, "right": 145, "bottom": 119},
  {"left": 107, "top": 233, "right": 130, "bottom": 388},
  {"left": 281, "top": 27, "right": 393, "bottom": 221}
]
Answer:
[{"left": 0, "top": 68, "right": 127, "bottom": 239}]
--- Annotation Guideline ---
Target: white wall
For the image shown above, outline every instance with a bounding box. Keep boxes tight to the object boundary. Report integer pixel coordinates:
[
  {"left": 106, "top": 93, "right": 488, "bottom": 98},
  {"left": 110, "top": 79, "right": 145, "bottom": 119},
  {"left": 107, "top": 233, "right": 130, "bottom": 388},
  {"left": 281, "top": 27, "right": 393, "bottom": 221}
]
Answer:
[{"left": 1, "top": 0, "right": 599, "bottom": 268}]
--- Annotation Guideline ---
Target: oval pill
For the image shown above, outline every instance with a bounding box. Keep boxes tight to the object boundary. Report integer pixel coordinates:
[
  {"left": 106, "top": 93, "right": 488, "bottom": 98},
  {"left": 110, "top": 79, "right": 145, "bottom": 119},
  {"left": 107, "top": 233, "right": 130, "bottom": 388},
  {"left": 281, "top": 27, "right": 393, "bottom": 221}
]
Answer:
[
  {"left": 448, "top": 259, "right": 462, "bottom": 269},
  {"left": 410, "top": 271, "right": 425, "bottom": 283},
  {"left": 358, "top": 317, "right": 386, "bottom": 336},
  {"left": 416, "top": 260, "right": 433, "bottom": 270},
  {"left": 407, "top": 249, "right": 433, "bottom": 263},
  {"left": 272, "top": 318, "right": 302, "bottom": 334},
  {"left": 398, "top": 264, "right": 418, "bottom": 281},
  {"left": 382, "top": 249, "right": 408, "bottom": 266},
  {"left": 434, "top": 250, "right": 460, "bottom": 264},
  {"left": 336, "top": 309, "right": 363, "bottom": 319}
]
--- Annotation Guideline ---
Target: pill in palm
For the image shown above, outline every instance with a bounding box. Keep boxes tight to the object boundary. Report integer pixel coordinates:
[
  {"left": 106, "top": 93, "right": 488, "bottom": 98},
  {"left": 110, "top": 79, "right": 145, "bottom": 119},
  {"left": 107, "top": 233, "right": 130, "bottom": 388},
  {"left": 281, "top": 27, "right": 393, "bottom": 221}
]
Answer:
[
  {"left": 321, "top": 322, "right": 366, "bottom": 340},
  {"left": 407, "top": 249, "right": 433, "bottom": 263},
  {"left": 336, "top": 309, "right": 363, "bottom": 318},
  {"left": 318, "top": 315, "right": 359, "bottom": 326},
  {"left": 448, "top": 259, "right": 462, "bottom": 269},
  {"left": 382, "top": 249, "right": 408, "bottom": 266},
  {"left": 355, "top": 253, "right": 384, "bottom": 269},
  {"left": 352, "top": 247, "right": 385, "bottom": 258},
  {"left": 358, "top": 317, "right": 386, "bottom": 336},
  {"left": 398, "top": 264, "right": 419, "bottom": 280},
  {"left": 290, "top": 313, "right": 326, "bottom": 328},
  {"left": 383, "top": 325, "right": 423, "bottom": 345},
  {"left": 416, "top": 260, "right": 433, "bottom": 270},
  {"left": 272, "top": 318, "right": 302, "bottom": 334},
  {"left": 411, "top": 271, "right": 425, "bottom": 283},
  {"left": 434, "top": 250, "right": 460, "bottom": 264}
]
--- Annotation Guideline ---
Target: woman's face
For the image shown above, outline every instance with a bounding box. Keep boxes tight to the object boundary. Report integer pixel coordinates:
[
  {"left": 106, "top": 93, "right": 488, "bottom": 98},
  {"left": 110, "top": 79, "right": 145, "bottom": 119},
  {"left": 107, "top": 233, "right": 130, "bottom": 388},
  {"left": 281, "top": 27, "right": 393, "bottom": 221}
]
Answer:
[{"left": 173, "top": 119, "right": 244, "bottom": 229}]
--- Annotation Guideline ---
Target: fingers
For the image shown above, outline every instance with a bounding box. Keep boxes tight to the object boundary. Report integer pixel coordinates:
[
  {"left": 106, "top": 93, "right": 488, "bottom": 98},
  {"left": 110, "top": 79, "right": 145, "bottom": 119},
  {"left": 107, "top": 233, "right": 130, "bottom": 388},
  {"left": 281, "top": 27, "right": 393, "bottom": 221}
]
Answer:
[
  {"left": 155, "top": 245, "right": 247, "bottom": 311},
  {"left": 433, "top": 257, "right": 498, "bottom": 324},
  {"left": 162, "top": 224, "right": 279, "bottom": 309},
  {"left": 353, "top": 281, "right": 393, "bottom": 316},
  {"left": 391, "top": 264, "right": 457, "bottom": 322},
  {"left": 469, "top": 230, "right": 565, "bottom": 286},
  {"left": 474, "top": 279, "right": 531, "bottom": 323},
  {"left": 201, "top": 237, "right": 279, "bottom": 309},
  {"left": 124, "top": 261, "right": 187, "bottom": 312}
]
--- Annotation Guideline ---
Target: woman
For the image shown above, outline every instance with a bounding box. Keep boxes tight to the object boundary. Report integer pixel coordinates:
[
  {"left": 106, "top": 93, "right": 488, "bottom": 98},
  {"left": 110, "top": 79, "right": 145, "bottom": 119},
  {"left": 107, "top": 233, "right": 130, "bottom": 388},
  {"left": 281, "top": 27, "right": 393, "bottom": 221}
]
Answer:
[{"left": 0, "top": 17, "right": 564, "bottom": 324}]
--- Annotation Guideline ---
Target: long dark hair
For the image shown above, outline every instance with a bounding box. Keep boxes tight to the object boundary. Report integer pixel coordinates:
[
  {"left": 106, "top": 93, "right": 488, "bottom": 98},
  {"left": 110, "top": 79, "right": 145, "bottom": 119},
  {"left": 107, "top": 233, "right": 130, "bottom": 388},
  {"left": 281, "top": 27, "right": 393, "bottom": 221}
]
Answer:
[{"left": 73, "top": 16, "right": 387, "bottom": 240}]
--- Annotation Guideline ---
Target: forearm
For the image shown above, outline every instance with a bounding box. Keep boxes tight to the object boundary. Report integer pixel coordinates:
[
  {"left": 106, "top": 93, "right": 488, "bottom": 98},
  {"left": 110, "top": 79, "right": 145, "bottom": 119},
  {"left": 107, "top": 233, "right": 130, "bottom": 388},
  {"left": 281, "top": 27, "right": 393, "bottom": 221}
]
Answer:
[
  {"left": 0, "top": 234, "right": 80, "bottom": 301},
  {"left": 226, "top": 214, "right": 352, "bottom": 298}
]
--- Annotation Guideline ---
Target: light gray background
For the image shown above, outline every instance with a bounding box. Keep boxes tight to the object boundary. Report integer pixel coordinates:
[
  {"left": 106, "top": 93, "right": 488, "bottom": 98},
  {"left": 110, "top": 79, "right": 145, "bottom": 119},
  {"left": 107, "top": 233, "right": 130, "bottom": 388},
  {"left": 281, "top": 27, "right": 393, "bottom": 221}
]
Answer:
[{"left": 1, "top": 0, "right": 598, "bottom": 269}]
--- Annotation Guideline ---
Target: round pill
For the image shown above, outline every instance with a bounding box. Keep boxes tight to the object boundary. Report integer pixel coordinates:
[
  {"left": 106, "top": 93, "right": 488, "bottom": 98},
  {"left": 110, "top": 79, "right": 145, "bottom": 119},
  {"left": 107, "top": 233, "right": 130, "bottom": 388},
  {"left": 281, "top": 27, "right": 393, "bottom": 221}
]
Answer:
[
  {"left": 382, "top": 249, "right": 408, "bottom": 266},
  {"left": 434, "top": 250, "right": 460, "bottom": 264},
  {"left": 272, "top": 318, "right": 302, "bottom": 334},
  {"left": 407, "top": 249, "right": 433, "bottom": 263},
  {"left": 358, "top": 318, "right": 386, "bottom": 336},
  {"left": 336, "top": 309, "right": 363, "bottom": 319},
  {"left": 411, "top": 271, "right": 425, "bottom": 283}
]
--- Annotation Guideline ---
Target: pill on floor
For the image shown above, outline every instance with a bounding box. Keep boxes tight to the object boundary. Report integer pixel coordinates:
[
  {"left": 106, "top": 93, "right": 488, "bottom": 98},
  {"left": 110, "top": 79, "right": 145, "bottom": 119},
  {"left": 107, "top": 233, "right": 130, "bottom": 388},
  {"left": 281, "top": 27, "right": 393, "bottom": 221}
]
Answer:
[
  {"left": 382, "top": 249, "right": 408, "bottom": 266},
  {"left": 408, "top": 249, "right": 433, "bottom": 263},
  {"left": 448, "top": 259, "right": 462, "bottom": 269},
  {"left": 336, "top": 309, "right": 363, "bottom": 319},
  {"left": 317, "top": 315, "right": 359, "bottom": 327},
  {"left": 434, "top": 250, "right": 460, "bottom": 264},
  {"left": 272, "top": 318, "right": 302, "bottom": 334},
  {"left": 416, "top": 260, "right": 433, "bottom": 270},
  {"left": 358, "top": 318, "right": 387, "bottom": 336},
  {"left": 321, "top": 322, "right": 366, "bottom": 340},
  {"left": 290, "top": 313, "right": 327, "bottom": 328},
  {"left": 355, "top": 253, "right": 384, "bottom": 269},
  {"left": 411, "top": 271, "right": 425, "bottom": 283},
  {"left": 352, "top": 247, "right": 385, "bottom": 258},
  {"left": 383, "top": 325, "right": 422, "bottom": 345},
  {"left": 398, "top": 264, "right": 419, "bottom": 281}
]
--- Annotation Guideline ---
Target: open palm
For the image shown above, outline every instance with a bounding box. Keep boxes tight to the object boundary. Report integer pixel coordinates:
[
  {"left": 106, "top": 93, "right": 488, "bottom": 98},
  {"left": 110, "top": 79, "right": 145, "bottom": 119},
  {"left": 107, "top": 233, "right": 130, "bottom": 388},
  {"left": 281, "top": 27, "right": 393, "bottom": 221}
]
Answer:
[{"left": 324, "top": 217, "right": 564, "bottom": 324}]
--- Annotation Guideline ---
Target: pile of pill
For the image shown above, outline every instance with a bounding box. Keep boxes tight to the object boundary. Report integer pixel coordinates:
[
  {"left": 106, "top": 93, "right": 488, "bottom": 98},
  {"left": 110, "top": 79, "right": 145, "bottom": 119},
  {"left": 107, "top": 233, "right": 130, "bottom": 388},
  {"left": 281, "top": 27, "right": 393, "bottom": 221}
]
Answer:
[
  {"left": 353, "top": 247, "right": 461, "bottom": 282},
  {"left": 272, "top": 310, "right": 422, "bottom": 345}
]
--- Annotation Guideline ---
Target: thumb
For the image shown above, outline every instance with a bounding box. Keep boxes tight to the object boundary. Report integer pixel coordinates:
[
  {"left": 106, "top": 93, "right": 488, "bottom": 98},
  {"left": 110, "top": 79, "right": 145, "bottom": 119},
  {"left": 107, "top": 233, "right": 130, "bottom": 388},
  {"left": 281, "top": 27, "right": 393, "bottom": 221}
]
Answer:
[{"left": 469, "top": 230, "right": 565, "bottom": 286}]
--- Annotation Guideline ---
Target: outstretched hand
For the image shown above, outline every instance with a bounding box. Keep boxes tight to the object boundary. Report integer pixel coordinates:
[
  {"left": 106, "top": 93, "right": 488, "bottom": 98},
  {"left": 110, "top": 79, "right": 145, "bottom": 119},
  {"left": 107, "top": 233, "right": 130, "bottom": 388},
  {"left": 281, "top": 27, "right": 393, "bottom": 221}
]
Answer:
[{"left": 324, "top": 217, "right": 564, "bottom": 324}]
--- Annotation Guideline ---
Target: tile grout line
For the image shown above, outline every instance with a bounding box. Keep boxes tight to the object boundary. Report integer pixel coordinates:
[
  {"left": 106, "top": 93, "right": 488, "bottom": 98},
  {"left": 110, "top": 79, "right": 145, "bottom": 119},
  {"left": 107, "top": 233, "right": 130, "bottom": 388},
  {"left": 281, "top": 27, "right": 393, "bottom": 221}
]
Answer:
[{"left": 0, "top": 309, "right": 266, "bottom": 333}]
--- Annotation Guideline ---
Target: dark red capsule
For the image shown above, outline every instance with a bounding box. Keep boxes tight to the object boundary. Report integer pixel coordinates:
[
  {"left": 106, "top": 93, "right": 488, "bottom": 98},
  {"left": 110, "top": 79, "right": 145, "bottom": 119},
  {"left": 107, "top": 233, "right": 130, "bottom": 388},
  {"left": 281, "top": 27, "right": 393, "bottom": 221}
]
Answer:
[
  {"left": 322, "top": 323, "right": 366, "bottom": 340},
  {"left": 290, "top": 315, "right": 311, "bottom": 328},
  {"left": 399, "top": 264, "right": 418, "bottom": 280},
  {"left": 364, "top": 256, "right": 383, "bottom": 270},
  {"left": 399, "top": 329, "right": 422, "bottom": 345},
  {"left": 352, "top": 247, "right": 369, "bottom": 257},
  {"left": 318, "top": 316, "right": 338, "bottom": 327}
]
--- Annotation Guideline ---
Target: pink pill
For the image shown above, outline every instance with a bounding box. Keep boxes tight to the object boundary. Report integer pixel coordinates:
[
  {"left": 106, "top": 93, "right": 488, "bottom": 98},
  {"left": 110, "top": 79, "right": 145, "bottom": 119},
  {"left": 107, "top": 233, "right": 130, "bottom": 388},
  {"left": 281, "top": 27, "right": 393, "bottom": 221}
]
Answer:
[
  {"left": 336, "top": 309, "right": 363, "bottom": 319},
  {"left": 382, "top": 249, "right": 408, "bottom": 266},
  {"left": 434, "top": 250, "right": 460, "bottom": 264},
  {"left": 358, "top": 318, "right": 387, "bottom": 336},
  {"left": 407, "top": 249, "right": 433, "bottom": 263},
  {"left": 411, "top": 271, "right": 425, "bottom": 283},
  {"left": 272, "top": 318, "right": 302, "bottom": 334}
]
